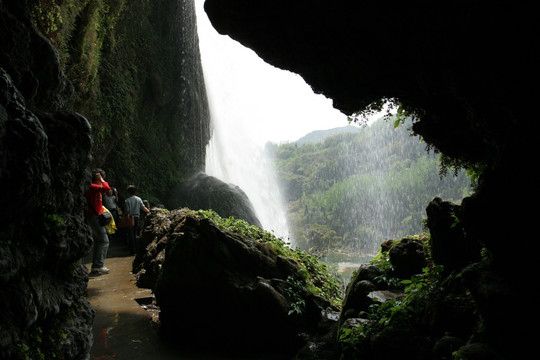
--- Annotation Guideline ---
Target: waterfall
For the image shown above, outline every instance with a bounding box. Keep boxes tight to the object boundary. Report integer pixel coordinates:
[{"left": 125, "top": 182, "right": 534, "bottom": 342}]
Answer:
[
  {"left": 194, "top": 1, "right": 290, "bottom": 240},
  {"left": 205, "top": 121, "right": 290, "bottom": 239}
]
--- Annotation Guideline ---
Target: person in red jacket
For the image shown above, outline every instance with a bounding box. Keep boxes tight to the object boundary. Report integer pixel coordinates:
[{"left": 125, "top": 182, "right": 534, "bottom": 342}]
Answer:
[{"left": 85, "top": 168, "right": 111, "bottom": 275}]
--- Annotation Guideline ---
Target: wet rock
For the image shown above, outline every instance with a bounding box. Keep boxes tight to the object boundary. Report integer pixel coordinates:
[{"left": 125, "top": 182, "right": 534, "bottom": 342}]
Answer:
[
  {"left": 453, "top": 343, "right": 504, "bottom": 360},
  {"left": 380, "top": 239, "right": 396, "bottom": 253},
  {"left": 0, "top": 2, "right": 73, "bottom": 112},
  {"left": 339, "top": 264, "right": 381, "bottom": 329},
  {"left": 168, "top": 172, "right": 262, "bottom": 227},
  {"left": 461, "top": 260, "right": 535, "bottom": 358},
  {"left": 388, "top": 237, "right": 427, "bottom": 279},
  {"left": 426, "top": 197, "right": 481, "bottom": 274},
  {"left": 432, "top": 335, "right": 465, "bottom": 360},
  {"left": 134, "top": 209, "right": 336, "bottom": 358},
  {"left": 340, "top": 280, "right": 376, "bottom": 323},
  {"left": 371, "top": 325, "right": 431, "bottom": 360},
  {"left": 131, "top": 207, "right": 175, "bottom": 288},
  {"left": 0, "top": 67, "right": 93, "bottom": 358},
  {"left": 0, "top": 5, "right": 93, "bottom": 357},
  {"left": 367, "top": 289, "right": 405, "bottom": 303}
]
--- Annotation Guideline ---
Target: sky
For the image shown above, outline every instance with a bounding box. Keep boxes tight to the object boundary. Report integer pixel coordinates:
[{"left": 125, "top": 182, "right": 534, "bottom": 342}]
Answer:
[{"left": 194, "top": 1, "right": 358, "bottom": 144}]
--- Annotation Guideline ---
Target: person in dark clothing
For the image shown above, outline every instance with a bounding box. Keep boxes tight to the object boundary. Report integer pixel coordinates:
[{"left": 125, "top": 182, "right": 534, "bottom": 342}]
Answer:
[{"left": 124, "top": 185, "right": 149, "bottom": 255}]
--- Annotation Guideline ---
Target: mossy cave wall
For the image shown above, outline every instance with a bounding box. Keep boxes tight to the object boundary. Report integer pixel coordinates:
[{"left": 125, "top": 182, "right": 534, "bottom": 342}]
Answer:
[
  {"left": 33, "top": 0, "right": 211, "bottom": 204},
  {"left": 1, "top": 0, "right": 208, "bottom": 358}
]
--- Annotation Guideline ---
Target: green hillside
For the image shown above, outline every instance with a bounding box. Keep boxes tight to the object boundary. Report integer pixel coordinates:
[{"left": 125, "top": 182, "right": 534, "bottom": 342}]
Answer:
[{"left": 271, "top": 117, "right": 472, "bottom": 255}]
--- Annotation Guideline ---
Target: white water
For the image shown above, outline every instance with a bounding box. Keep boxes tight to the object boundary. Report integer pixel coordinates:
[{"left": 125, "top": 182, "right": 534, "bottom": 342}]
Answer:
[
  {"left": 194, "top": 0, "right": 358, "bottom": 242},
  {"left": 194, "top": 1, "right": 291, "bottom": 239},
  {"left": 204, "top": 123, "right": 290, "bottom": 239}
]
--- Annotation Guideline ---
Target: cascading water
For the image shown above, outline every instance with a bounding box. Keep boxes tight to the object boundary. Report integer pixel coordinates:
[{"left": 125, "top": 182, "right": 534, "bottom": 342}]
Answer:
[
  {"left": 204, "top": 121, "right": 290, "bottom": 239},
  {"left": 194, "top": 1, "right": 290, "bottom": 240}
]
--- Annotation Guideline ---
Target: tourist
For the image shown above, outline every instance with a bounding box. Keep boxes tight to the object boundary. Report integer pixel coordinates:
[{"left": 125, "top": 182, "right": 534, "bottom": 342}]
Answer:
[
  {"left": 124, "top": 185, "right": 150, "bottom": 255},
  {"left": 85, "top": 169, "right": 111, "bottom": 275},
  {"left": 139, "top": 199, "right": 150, "bottom": 231},
  {"left": 103, "top": 187, "right": 120, "bottom": 230}
]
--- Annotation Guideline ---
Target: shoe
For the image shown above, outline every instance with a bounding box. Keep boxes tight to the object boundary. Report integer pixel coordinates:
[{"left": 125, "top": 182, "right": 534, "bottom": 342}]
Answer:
[{"left": 91, "top": 267, "right": 110, "bottom": 275}]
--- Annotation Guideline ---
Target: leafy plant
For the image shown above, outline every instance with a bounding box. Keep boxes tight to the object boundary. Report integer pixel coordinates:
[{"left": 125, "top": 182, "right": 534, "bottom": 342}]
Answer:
[
  {"left": 32, "top": 0, "right": 64, "bottom": 39},
  {"left": 339, "top": 253, "right": 446, "bottom": 350},
  {"left": 284, "top": 276, "right": 307, "bottom": 315}
]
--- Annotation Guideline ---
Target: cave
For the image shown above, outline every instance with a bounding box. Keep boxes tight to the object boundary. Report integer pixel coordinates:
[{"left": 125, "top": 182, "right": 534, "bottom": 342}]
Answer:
[
  {"left": 1, "top": 0, "right": 537, "bottom": 359},
  {"left": 202, "top": 1, "right": 538, "bottom": 358}
]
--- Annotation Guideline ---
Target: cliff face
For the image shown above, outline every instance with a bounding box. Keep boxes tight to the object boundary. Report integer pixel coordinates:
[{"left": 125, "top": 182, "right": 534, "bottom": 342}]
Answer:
[
  {"left": 1, "top": 0, "right": 209, "bottom": 358},
  {"left": 31, "top": 0, "right": 211, "bottom": 204},
  {"left": 0, "top": 58, "right": 94, "bottom": 360}
]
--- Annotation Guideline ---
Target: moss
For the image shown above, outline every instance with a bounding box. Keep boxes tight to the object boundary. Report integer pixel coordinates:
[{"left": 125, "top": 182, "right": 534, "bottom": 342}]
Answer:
[
  {"left": 12, "top": 298, "right": 88, "bottom": 360},
  {"left": 33, "top": 0, "right": 210, "bottom": 205}
]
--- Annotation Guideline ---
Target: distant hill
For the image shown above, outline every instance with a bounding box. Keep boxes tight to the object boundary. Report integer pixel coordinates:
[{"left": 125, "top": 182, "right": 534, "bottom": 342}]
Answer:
[{"left": 294, "top": 125, "right": 361, "bottom": 145}]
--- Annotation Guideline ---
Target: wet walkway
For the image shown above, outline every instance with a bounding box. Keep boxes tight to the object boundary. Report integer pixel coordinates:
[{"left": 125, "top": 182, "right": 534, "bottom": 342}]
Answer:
[{"left": 84, "top": 238, "right": 206, "bottom": 360}]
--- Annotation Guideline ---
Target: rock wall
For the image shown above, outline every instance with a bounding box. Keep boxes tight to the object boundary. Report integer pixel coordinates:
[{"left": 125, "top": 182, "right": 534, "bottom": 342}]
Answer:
[
  {"left": 0, "top": 35, "right": 94, "bottom": 360},
  {"left": 28, "top": 0, "right": 211, "bottom": 204},
  {"left": 1, "top": 0, "right": 210, "bottom": 358},
  {"left": 92, "top": 0, "right": 211, "bottom": 203}
]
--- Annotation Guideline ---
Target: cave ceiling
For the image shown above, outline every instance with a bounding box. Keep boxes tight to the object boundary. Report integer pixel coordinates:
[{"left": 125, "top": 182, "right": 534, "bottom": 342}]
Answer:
[{"left": 203, "top": 1, "right": 534, "bottom": 133}]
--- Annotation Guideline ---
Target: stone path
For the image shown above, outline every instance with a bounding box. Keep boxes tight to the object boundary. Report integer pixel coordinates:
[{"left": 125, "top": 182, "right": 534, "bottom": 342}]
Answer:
[{"left": 84, "top": 239, "right": 207, "bottom": 360}]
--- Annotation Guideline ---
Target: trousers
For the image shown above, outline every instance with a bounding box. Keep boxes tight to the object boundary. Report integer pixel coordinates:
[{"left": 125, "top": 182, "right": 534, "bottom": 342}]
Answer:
[
  {"left": 127, "top": 216, "right": 140, "bottom": 255},
  {"left": 88, "top": 214, "right": 110, "bottom": 268}
]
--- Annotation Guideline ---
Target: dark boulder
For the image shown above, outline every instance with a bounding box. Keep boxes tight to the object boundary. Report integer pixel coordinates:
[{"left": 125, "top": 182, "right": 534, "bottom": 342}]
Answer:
[
  {"left": 453, "top": 343, "right": 504, "bottom": 360},
  {"left": 432, "top": 335, "right": 466, "bottom": 360},
  {"left": 338, "top": 235, "right": 478, "bottom": 360},
  {"left": 370, "top": 325, "right": 431, "bottom": 360},
  {"left": 461, "top": 260, "right": 535, "bottom": 359},
  {"left": 167, "top": 172, "right": 262, "bottom": 227},
  {"left": 134, "top": 209, "right": 338, "bottom": 358},
  {"left": 339, "top": 264, "right": 382, "bottom": 328},
  {"left": 388, "top": 237, "right": 427, "bottom": 279},
  {"left": 339, "top": 236, "right": 427, "bottom": 328},
  {"left": 426, "top": 197, "right": 481, "bottom": 274}
]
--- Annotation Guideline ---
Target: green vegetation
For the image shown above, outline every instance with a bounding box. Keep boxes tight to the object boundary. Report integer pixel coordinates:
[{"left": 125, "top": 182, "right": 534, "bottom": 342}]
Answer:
[
  {"left": 13, "top": 299, "right": 84, "bottom": 360},
  {"left": 339, "top": 239, "right": 474, "bottom": 351},
  {"left": 42, "top": 212, "right": 65, "bottom": 232},
  {"left": 194, "top": 209, "right": 342, "bottom": 308},
  {"left": 31, "top": 0, "right": 209, "bottom": 205},
  {"left": 271, "top": 117, "right": 472, "bottom": 254}
]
